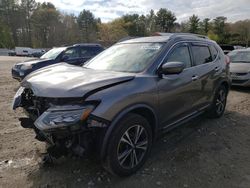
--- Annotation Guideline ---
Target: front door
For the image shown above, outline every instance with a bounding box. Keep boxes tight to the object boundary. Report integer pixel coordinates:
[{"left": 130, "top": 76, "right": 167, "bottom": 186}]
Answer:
[{"left": 157, "top": 43, "right": 199, "bottom": 127}]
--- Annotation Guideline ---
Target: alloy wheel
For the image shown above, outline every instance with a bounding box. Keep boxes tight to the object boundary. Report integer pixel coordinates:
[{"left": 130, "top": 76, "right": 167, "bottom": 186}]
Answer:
[
  {"left": 216, "top": 89, "right": 226, "bottom": 114},
  {"left": 117, "top": 125, "right": 148, "bottom": 169}
]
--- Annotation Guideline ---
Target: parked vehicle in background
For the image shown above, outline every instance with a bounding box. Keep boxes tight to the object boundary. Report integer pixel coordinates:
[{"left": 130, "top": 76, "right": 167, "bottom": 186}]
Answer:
[
  {"left": 11, "top": 43, "right": 104, "bottom": 81},
  {"left": 219, "top": 44, "right": 235, "bottom": 54},
  {"left": 31, "top": 49, "right": 46, "bottom": 58},
  {"left": 8, "top": 50, "right": 16, "bottom": 56},
  {"left": 13, "top": 33, "right": 231, "bottom": 176},
  {"left": 15, "top": 47, "right": 34, "bottom": 56},
  {"left": 228, "top": 49, "right": 250, "bottom": 87}
]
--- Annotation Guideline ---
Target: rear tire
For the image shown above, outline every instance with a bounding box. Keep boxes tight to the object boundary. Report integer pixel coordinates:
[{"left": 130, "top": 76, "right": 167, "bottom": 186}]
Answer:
[
  {"left": 207, "top": 85, "right": 228, "bottom": 118},
  {"left": 104, "top": 113, "right": 152, "bottom": 176}
]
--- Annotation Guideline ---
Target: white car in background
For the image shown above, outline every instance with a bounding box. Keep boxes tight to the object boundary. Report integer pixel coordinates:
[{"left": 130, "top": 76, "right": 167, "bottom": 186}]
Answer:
[{"left": 228, "top": 49, "right": 250, "bottom": 87}]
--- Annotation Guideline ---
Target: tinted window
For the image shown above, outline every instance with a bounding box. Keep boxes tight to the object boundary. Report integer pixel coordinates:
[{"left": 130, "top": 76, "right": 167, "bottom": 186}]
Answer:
[
  {"left": 64, "top": 48, "right": 79, "bottom": 59},
  {"left": 80, "top": 47, "right": 102, "bottom": 57},
  {"left": 167, "top": 45, "right": 191, "bottom": 68},
  {"left": 192, "top": 45, "right": 212, "bottom": 65},
  {"left": 210, "top": 45, "right": 218, "bottom": 60}
]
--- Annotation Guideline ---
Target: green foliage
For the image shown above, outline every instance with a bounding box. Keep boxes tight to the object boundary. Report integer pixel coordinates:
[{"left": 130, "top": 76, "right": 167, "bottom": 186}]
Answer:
[
  {"left": 31, "top": 2, "right": 60, "bottom": 47},
  {"left": 213, "top": 16, "right": 227, "bottom": 43},
  {"left": 155, "top": 8, "right": 176, "bottom": 32},
  {"left": 0, "top": 18, "right": 14, "bottom": 48},
  {"left": 0, "top": 0, "right": 250, "bottom": 48},
  {"left": 188, "top": 14, "right": 200, "bottom": 33},
  {"left": 77, "top": 10, "right": 98, "bottom": 42},
  {"left": 207, "top": 30, "right": 219, "bottom": 42},
  {"left": 98, "top": 18, "right": 128, "bottom": 46}
]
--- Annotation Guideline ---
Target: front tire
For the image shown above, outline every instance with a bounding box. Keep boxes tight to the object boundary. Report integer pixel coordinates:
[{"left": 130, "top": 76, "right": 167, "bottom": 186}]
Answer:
[
  {"left": 104, "top": 113, "right": 152, "bottom": 176},
  {"left": 207, "top": 85, "right": 228, "bottom": 118}
]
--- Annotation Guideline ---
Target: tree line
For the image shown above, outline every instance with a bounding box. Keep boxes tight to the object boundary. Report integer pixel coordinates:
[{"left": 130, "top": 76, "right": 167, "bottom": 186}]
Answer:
[{"left": 0, "top": 0, "right": 249, "bottom": 48}]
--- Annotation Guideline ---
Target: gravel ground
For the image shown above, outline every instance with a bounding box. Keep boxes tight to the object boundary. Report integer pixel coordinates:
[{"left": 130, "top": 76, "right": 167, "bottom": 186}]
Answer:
[{"left": 0, "top": 56, "right": 250, "bottom": 188}]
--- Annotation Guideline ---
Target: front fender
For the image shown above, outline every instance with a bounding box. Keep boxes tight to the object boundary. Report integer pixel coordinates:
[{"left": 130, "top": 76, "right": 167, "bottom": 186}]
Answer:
[{"left": 99, "top": 103, "right": 158, "bottom": 162}]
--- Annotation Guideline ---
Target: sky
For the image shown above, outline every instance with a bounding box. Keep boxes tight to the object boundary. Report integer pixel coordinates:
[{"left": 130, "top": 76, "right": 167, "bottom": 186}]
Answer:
[{"left": 36, "top": 0, "right": 250, "bottom": 23}]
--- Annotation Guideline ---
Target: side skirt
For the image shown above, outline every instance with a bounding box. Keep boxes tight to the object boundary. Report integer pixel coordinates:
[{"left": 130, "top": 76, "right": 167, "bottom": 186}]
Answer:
[{"left": 160, "top": 104, "right": 211, "bottom": 134}]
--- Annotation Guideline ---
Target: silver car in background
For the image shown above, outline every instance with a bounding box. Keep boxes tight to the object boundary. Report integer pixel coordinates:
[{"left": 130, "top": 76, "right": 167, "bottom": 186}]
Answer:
[{"left": 228, "top": 49, "right": 250, "bottom": 87}]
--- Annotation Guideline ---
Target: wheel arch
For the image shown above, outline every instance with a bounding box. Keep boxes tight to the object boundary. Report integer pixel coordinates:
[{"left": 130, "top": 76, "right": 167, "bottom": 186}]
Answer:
[{"left": 100, "top": 104, "right": 158, "bottom": 162}]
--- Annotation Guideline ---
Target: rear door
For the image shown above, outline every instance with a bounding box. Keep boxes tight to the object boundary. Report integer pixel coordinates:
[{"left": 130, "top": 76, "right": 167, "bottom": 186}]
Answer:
[
  {"left": 157, "top": 42, "right": 200, "bottom": 127},
  {"left": 190, "top": 43, "right": 218, "bottom": 109}
]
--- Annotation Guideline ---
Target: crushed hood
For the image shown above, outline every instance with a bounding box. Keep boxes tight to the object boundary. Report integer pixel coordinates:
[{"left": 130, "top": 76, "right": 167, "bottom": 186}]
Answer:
[
  {"left": 230, "top": 63, "right": 250, "bottom": 73},
  {"left": 21, "top": 63, "right": 135, "bottom": 98}
]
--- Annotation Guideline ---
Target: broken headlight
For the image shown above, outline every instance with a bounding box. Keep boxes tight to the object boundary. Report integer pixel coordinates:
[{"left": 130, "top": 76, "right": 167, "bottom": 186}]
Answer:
[{"left": 34, "top": 105, "right": 95, "bottom": 131}]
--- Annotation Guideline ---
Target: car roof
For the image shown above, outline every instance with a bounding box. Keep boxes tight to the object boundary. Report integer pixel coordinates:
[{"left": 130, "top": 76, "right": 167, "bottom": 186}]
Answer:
[
  {"left": 119, "top": 33, "right": 212, "bottom": 44},
  {"left": 72, "top": 43, "right": 103, "bottom": 47}
]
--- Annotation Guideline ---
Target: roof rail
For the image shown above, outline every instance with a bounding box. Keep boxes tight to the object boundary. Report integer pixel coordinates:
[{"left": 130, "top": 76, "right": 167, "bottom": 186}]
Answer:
[
  {"left": 153, "top": 32, "right": 209, "bottom": 39},
  {"left": 172, "top": 33, "right": 209, "bottom": 39},
  {"left": 73, "top": 43, "right": 102, "bottom": 47}
]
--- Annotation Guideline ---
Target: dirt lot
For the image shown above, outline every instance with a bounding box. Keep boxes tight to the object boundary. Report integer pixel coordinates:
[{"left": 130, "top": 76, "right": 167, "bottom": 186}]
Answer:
[{"left": 0, "top": 56, "right": 250, "bottom": 188}]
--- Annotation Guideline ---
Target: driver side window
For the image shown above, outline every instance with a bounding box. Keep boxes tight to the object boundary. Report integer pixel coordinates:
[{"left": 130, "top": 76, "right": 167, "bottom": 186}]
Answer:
[
  {"left": 64, "top": 48, "right": 79, "bottom": 59},
  {"left": 167, "top": 45, "right": 192, "bottom": 68}
]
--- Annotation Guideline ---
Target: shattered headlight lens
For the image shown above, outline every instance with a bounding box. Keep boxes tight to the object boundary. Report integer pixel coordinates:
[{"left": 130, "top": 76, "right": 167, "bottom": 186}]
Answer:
[{"left": 34, "top": 105, "right": 95, "bottom": 131}]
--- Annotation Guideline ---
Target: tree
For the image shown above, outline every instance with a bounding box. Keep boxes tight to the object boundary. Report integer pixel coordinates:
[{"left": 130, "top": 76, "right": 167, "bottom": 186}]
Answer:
[
  {"left": 188, "top": 14, "right": 200, "bottom": 33},
  {"left": 179, "top": 21, "right": 189, "bottom": 33},
  {"left": 0, "top": 18, "right": 14, "bottom": 48},
  {"left": 213, "top": 16, "right": 227, "bottom": 43},
  {"left": 98, "top": 18, "right": 128, "bottom": 46},
  {"left": 77, "top": 10, "right": 99, "bottom": 42},
  {"left": 155, "top": 8, "right": 176, "bottom": 32},
  {"left": 0, "top": 0, "right": 21, "bottom": 45},
  {"left": 200, "top": 18, "right": 210, "bottom": 35},
  {"left": 136, "top": 15, "right": 147, "bottom": 36},
  {"left": 20, "top": 0, "right": 37, "bottom": 46},
  {"left": 31, "top": 2, "right": 60, "bottom": 47},
  {"left": 122, "top": 14, "right": 140, "bottom": 36},
  {"left": 229, "top": 20, "right": 250, "bottom": 47},
  {"left": 146, "top": 10, "right": 157, "bottom": 34}
]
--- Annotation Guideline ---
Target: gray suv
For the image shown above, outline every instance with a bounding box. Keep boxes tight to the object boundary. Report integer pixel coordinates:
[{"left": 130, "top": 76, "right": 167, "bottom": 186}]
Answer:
[{"left": 13, "top": 33, "right": 231, "bottom": 176}]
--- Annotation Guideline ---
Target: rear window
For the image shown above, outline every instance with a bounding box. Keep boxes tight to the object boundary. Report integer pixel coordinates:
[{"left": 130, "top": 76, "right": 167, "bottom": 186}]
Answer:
[{"left": 192, "top": 45, "right": 212, "bottom": 65}]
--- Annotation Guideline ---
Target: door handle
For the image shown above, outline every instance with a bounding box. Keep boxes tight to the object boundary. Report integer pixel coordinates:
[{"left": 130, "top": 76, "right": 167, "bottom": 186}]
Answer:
[{"left": 192, "top": 75, "right": 199, "bottom": 81}]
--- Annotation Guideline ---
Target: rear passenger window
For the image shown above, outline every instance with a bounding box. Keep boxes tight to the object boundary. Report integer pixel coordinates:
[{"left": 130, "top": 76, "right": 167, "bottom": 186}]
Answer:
[
  {"left": 209, "top": 45, "right": 218, "bottom": 60},
  {"left": 167, "top": 45, "right": 192, "bottom": 68},
  {"left": 192, "top": 45, "right": 212, "bottom": 65}
]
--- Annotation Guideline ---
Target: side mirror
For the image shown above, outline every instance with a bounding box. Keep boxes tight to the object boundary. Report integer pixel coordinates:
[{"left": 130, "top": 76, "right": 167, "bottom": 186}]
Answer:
[
  {"left": 62, "top": 55, "right": 69, "bottom": 61},
  {"left": 160, "top": 61, "right": 185, "bottom": 75}
]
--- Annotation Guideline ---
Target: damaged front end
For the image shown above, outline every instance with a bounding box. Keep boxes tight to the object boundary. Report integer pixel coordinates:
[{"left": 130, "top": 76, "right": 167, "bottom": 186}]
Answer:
[{"left": 13, "top": 87, "right": 109, "bottom": 159}]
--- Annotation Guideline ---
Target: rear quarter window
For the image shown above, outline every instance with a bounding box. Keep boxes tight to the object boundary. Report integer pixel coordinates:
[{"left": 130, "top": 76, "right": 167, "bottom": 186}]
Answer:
[
  {"left": 192, "top": 45, "right": 212, "bottom": 65},
  {"left": 209, "top": 45, "right": 218, "bottom": 61}
]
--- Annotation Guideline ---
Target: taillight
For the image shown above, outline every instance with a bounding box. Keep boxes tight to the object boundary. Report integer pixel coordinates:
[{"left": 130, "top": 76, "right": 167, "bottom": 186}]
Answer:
[{"left": 225, "top": 55, "right": 230, "bottom": 64}]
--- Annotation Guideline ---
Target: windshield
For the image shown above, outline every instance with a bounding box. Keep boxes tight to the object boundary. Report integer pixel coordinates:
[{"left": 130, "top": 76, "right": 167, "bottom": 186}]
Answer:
[
  {"left": 40, "top": 47, "right": 66, "bottom": 59},
  {"left": 84, "top": 43, "right": 164, "bottom": 73},
  {"left": 228, "top": 50, "right": 250, "bottom": 63}
]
